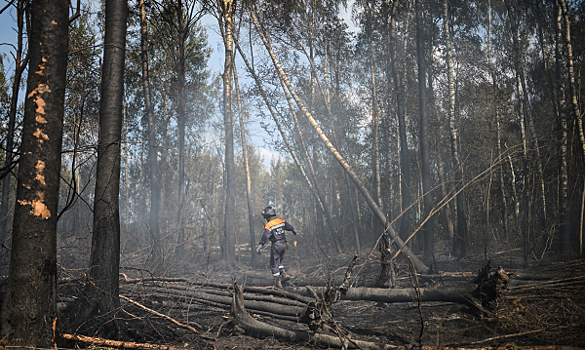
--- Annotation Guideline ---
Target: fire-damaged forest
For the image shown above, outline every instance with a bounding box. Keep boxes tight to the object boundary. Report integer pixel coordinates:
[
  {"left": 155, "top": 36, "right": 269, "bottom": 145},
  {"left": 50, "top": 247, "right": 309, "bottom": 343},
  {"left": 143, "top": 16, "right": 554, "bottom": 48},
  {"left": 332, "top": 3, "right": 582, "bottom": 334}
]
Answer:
[{"left": 0, "top": 0, "right": 584, "bottom": 349}]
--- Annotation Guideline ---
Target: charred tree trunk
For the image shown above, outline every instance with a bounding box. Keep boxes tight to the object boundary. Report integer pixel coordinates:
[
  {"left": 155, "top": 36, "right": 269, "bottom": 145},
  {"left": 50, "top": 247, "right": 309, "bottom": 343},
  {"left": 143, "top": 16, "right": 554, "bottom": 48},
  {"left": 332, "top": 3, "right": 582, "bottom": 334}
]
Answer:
[
  {"left": 0, "top": 0, "right": 68, "bottom": 346},
  {"left": 81, "top": 0, "right": 127, "bottom": 331}
]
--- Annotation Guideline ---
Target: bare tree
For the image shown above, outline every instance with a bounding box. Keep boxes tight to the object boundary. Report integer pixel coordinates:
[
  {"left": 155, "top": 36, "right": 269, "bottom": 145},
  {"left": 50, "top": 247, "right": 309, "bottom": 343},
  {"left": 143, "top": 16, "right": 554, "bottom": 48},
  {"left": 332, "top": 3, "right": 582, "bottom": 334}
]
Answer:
[{"left": 0, "top": 0, "right": 68, "bottom": 346}]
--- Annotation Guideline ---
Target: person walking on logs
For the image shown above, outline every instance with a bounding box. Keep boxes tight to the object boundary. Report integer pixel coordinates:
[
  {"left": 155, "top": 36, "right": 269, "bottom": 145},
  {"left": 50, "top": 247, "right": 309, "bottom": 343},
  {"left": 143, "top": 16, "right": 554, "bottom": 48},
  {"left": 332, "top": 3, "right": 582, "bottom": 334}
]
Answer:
[{"left": 256, "top": 206, "right": 296, "bottom": 288}]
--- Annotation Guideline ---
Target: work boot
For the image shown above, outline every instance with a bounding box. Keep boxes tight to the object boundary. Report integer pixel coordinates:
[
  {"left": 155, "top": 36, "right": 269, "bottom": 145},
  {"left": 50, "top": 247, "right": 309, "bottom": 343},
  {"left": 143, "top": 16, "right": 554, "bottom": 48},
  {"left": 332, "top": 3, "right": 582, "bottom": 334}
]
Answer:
[{"left": 274, "top": 277, "right": 283, "bottom": 289}]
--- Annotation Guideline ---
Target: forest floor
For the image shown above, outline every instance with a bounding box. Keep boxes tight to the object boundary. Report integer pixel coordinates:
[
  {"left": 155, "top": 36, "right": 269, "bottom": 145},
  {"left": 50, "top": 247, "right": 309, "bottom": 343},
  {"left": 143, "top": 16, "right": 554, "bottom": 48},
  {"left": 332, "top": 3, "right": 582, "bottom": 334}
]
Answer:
[{"left": 57, "top": 242, "right": 585, "bottom": 350}]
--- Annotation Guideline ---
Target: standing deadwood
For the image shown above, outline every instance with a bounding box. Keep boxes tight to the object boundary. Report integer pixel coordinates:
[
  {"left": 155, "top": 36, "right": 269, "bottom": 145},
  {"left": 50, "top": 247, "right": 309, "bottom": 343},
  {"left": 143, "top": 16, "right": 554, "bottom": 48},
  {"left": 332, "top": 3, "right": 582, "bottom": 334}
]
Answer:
[
  {"left": 415, "top": 0, "right": 435, "bottom": 263},
  {"left": 0, "top": 0, "right": 68, "bottom": 346},
  {"left": 248, "top": 5, "right": 429, "bottom": 273},
  {"left": 81, "top": 0, "right": 127, "bottom": 329},
  {"left": 233, "top": 61, "right": 256, "bottom": 266},
  {"left": 218, "top": 0, "right": 237, "bottom": 265},
  {"left": 443, "top": 0, "right": 468, "bottom": 259},
  {"left": 0, "top": 0, "right": 28, "bottom": 245},
  {"left": 140, "top": 0, "right": 162, "bottom": 272}
]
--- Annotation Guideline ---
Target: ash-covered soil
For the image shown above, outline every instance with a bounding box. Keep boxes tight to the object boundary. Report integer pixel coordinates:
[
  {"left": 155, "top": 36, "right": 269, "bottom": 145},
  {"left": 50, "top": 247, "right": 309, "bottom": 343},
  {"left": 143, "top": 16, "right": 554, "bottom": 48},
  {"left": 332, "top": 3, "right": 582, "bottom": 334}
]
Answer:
[{"left": 57, "top": 243, "right": 585, "bottom": 350}]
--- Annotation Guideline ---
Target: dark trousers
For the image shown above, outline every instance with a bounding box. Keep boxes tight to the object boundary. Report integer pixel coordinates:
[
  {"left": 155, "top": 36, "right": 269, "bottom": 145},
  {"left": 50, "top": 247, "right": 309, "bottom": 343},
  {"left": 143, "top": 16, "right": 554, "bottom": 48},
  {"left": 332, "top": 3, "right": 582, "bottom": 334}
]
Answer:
[{"left": 270, "top": 241, "right": 287, "bottom": 277}]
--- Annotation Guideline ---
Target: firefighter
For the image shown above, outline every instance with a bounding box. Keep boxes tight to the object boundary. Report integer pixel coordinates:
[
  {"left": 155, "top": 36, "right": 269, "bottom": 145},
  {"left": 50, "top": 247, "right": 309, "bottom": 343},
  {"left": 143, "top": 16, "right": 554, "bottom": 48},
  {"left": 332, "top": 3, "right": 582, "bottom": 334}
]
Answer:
[{"left": 256, "top": 206, "right": 296, "bottom": 288}]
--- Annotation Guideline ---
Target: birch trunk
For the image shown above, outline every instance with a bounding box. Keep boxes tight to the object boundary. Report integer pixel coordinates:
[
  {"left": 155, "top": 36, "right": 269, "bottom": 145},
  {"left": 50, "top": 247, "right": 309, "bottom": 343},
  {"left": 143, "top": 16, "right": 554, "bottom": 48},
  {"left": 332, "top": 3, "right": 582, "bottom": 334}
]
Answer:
[{"left": 554, "top": 0, "right": 569, "bottom": 254}]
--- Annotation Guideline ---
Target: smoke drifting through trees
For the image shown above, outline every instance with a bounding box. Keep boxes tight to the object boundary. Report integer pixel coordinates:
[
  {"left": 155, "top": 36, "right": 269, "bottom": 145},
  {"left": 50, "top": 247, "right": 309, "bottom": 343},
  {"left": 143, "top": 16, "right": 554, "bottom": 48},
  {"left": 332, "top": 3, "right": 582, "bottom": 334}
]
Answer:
[{"left": 0, "top": 0, "right": 584, "bottom": 345}]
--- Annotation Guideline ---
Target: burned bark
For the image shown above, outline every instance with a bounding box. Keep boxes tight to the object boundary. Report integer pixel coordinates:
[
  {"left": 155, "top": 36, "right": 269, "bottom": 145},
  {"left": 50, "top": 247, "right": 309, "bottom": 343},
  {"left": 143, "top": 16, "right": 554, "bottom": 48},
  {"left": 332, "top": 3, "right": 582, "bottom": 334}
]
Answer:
[{"left": 0, "top": 0, "right": 68, "bottom": 346}]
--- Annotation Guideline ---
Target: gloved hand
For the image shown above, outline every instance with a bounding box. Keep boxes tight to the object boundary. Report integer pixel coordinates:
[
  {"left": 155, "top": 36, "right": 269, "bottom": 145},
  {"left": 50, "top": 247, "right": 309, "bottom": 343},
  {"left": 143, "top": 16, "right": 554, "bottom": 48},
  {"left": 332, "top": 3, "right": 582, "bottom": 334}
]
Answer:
[
  {"left": 256, "top": 245, "right": 262, "bottom": 254},
  {"left": 292, "top": 230, "right": 297, "bottom": 235}
]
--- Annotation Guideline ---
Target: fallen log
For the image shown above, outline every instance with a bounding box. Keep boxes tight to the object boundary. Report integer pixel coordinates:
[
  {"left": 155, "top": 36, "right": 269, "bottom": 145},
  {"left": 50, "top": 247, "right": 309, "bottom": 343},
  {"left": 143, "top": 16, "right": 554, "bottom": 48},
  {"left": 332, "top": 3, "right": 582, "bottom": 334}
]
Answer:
[
  {"left": 287, "top": 284, "right": 475, "bottom": 304},
  {"left": 289, "top": 262, "right": 513, "bottom": 309},
  {"left": 229, "top": 280, "right": 390, "bottom": 349},
  {"left": 122, "top": 285, "right": 307, "bottom": 318},
  {"left": 60, "top": 333, "right": 209, "bottom": 350}
]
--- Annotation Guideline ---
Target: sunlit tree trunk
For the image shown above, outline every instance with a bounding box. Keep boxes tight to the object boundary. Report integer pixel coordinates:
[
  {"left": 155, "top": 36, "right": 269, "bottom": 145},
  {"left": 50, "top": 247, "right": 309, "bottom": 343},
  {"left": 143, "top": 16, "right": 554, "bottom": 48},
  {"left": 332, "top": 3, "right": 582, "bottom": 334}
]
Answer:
[
  {"left": 0, "top": 0, "right": 67, "bottom": 346},
  {"left": 82, "top": 0, "right": 127, "bottom": 327},
  {"left": 218, "top": 0, "right": 236, "bottom": 265},
  {"left": 416, "top": 0, "right": 434, "bottom": 263},
  {"left": 0, "top": 0, "right": 28, "bottom": 245},
  {"left": 233, "top": 62, "right": 256, "bottom": 266},
  {"left": 140, "top": 0, "right": 162, "bottom": 272}
]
